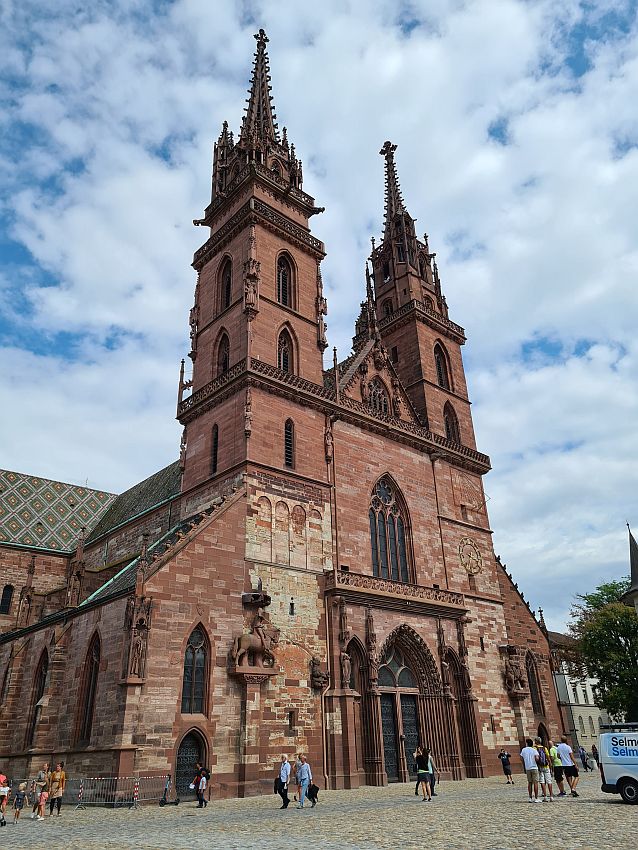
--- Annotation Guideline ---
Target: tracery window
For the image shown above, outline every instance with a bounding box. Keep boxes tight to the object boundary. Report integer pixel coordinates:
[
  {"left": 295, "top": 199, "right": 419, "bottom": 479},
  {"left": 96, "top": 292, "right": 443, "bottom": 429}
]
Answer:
[
  {"left": 434, "top": 343, "right": 451, "bottom": 390},
  {"left": 78, "top": 634, "right": 100, "bottom": 744},
  {"left": 526, "top": 652, "right": 544, "bottom": 716},
  {"left": 382, "top": 299, "right": 393, "bottom": 317},
  {"left": 368, "top": 378, "right": 390, "bottom": 416},
  {"left": 378, "top": 646, "right": 417, "bottom": 688},
  {"left": 210, "top": 424, "right": 219, "bottom": 475},
  {"left": 418, "top": 255, "right": 426, "bottom": 278},
  {"left": 217, "top": 334, "right": 230, "bottom": 376},
  {"left": 443, "top": 402, "right": 461, "bottom": 444},
  {"left": 182, "top": 626, "right": 208, "bottom": 714},
  {"left": 369, "top": 476, "right": 410, "bottom": 582},
  {"left": 277, "top": 255, "right": 293, "bottom": 307},
  {"left": 220, "top": 258, "right": 232, "bottom": 311},
  {"left": 284, "top": 419, "right": 295, "bottom": 468},
  {"left": 278, "top": 329, "right": 293, "bottom": 374},
  {"left": 0, "top": 584, "right": 14, "bottom": 614},
  {"left": 26, "top": 650, "right": 48, "bottom": 748}
]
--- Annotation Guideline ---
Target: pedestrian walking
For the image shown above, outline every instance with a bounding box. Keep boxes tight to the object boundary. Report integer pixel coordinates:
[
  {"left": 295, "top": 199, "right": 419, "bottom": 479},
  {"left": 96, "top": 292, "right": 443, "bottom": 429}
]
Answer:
[
  {"left": 591, "top": 744, "right": 599, "bottom": 767},
  {"left": 277, "top": 755, "right": 291, "bottom": 809},
  {"left": 48, "top": 762, "right": 65, "bottom": 816},
  {"left": 414, "top": 747, "right": 431, "bottom": 801},
  {"left": 197, "top": 770, "right": 208, "bottom": 808},
  {"left": 556, "top": 736, "right": 580, "bottom": 797},
  {"left": 424, "top": 747, "right": 439, "bottom": 797},
  {"left": 520, "top": 737, "right": 540, "bottom": 802},
  {"left": 534, "top": 737, "right": 554, "bottom": 801},
  {"left": 295, "top": 754, "right": 312, "bottom": 809},
  {"left": 498, "top": 748, "right": 514, "bottom": 784},
  {"left": 13, "top": 782, "right": 27, "bottom": 823},
  {"left": 30, "top": 761, "right": 48, "bottom": 820},
  {"left": 293, "top": 753, "right": 303, "bottom": 802},
  {"left": 578, "top": 746, "right": 593, "bottom": 772}
]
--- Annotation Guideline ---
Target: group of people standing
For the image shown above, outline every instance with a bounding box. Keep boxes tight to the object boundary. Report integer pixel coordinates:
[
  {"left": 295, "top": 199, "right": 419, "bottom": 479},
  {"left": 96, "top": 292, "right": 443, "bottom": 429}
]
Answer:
[
  {"left": 276, "top": 754, "right": 318, "bottom": 809},
  {"left": 0, "top": 761, "right": 66, "bottom": 825},
  {"left": 499, "top": 736, "right": 584, "bottom": 802}
]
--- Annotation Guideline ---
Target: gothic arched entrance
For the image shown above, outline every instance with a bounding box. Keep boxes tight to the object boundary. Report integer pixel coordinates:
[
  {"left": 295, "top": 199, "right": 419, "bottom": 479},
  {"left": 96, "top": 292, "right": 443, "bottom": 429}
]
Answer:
[
  {"left": 175, "top": 730, "right": 207, "bottom": 798},
  {"left": 347, "top": 638, "right": 367, "bottom": 779},
  {"left": 378, "top": 645, "right": 420, "bottom": 781}
]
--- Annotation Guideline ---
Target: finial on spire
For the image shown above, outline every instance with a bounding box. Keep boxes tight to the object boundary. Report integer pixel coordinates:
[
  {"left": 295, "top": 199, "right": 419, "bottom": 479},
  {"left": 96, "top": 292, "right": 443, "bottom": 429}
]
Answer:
[
  {"left": 240, "top": 28, "right": 279, "bottom": 146},
  {"left": 379, "top": 140, "right": 406, "bottom": 243},
  {"left": 255, "top": 28, "right": 269, "bottom": 47}
]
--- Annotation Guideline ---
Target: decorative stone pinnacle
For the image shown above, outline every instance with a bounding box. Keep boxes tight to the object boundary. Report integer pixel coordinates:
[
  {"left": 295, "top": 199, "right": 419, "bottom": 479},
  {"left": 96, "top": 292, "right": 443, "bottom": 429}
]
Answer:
[
  {"left": 379, "top": 140, "right": 406, "bottom": 243},
  {"left": 255, "top": 28, "right": 269, "bottom": 47}
]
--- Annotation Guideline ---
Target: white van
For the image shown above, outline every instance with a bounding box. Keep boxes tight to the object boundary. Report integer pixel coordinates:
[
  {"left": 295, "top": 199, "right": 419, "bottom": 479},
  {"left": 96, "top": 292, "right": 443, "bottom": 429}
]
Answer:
[{"left": 599, "top": 723, "right": 638, "bottom": 804}]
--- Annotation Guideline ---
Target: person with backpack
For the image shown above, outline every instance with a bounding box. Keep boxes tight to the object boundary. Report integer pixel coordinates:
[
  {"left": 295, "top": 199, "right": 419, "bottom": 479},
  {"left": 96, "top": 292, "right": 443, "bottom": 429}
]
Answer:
[{"left": 534, "top": 737, "right": 554, "bottom": 801}]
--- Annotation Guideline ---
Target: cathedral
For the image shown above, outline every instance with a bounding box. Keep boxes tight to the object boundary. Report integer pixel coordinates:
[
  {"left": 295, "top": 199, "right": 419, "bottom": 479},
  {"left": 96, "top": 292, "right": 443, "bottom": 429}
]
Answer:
[{"left": 0, "top": 30, "right": 562, "bottom": 798}]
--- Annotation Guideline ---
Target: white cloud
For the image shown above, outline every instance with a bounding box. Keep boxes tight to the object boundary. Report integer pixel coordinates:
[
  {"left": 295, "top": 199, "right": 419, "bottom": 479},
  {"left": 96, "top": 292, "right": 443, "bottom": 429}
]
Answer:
[{"left": 1, "top": 0, "right": 637, "bottom": 630}]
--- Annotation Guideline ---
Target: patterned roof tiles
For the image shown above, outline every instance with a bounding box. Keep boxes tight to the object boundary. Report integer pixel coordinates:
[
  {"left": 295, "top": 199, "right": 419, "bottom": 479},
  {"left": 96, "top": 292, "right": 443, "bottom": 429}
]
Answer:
[{"left": 0, "top": 469, "right": 116, "bottom": 552}]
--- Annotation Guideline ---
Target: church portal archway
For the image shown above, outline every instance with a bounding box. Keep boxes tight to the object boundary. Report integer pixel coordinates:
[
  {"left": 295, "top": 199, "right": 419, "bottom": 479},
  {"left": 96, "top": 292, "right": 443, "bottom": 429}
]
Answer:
[{"left": 175, "top": 729, "right": 207, "bottom": 798}]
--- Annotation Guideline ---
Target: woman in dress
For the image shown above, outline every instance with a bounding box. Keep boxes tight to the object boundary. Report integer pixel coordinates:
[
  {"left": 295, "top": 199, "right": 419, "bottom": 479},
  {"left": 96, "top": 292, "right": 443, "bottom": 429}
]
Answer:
[{"left": 414, "top": 746, "right": 431, "bottom": 801}]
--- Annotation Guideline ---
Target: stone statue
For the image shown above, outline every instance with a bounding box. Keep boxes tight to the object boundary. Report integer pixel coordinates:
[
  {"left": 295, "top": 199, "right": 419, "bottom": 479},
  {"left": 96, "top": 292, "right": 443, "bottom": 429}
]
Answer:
[
  {"left": 504, "top": 652, "right": 527, "bottom": 694},
  {"left": 340, "top": 650, "right": 351, "bottom": 689},
  {"left": 230, "top": 611, "right": 280, "bottom": 668},
  {"left": 244, "top": 277, "right": 257, "bottom": 309},
  {"left": 244, "top": 388, "right": 253, "bottom": 437},
  {"left": 129, "top": 631, "right": 144, "bottom": 677},
  {"left": 310, "top": 655, "right": 329, "bottom": 690},
  {"left": 324, "top": 420, "right": 334, "bottom": 463}
]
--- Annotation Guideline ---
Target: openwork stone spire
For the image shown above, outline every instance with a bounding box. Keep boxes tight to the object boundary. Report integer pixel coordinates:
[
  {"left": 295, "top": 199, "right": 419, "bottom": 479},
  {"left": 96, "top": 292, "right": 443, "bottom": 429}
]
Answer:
[
  {"left": 240, "top": 28, "right": 279, "bottom": 146},
  {"left": 380, "top": 141, "right": 406, "bottom": 242}
]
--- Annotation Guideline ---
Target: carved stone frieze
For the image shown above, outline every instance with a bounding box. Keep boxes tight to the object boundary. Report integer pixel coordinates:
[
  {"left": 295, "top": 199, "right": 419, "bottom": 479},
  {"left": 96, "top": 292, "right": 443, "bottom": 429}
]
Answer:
[{"left": 325, "top": 570, "right": 465, "bottom": 608}]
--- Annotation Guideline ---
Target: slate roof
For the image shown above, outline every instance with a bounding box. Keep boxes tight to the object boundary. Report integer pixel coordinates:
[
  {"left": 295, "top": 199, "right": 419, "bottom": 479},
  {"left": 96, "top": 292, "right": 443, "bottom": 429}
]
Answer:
[
  {"left": 547, "top": 630, "right": 576, "bottom": 648},
  {"left": 86, "top": 461, "right": 181, "bottom": 544},
  {"left": 0, "top": 469, "right": 116, "bottom": 552}
]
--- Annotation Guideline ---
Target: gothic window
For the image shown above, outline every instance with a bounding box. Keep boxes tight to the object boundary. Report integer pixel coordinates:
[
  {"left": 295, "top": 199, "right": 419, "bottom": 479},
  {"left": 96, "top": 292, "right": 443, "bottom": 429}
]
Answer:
[
  {"left": 382, "top": 299, "right": 393, "bottom": 317},
  {"left": 383, "top": 262, "right": 390, "bottom": 283},
  {"left": 78, "top": 634, "right": 100, "bottom": 744},
  {"left": 369, "top": 476, "right": 410, "bottom": 582},
  {"left": 418, "top": 255, "right": 426, "bottom": 278},
  {"left": 423, "top": 296, "right": 434, "bottom": 311},
  {"left": 219, "top": 258, "right": 232, "bottom": 311},
  {"left": 278, "top": 329, "right": 293, "bottom": 374},
  {"left": 277, "top": 255, "right": 293, "bottom": 308},
  {"left": 434, "top": 343, "right": 451, "bottom": 390},
  {"left": 443, "top": 402, "right": 461, "bottom": 444},
  {"left": 26, "top": 650, "right": 48, "bottom": 748},
  {"left": 181, "top": 626, "right": 208, "bottom": 714},
  {"left": 396, "top": 243, "right": 405, "bottom": 262},
  {"left": 271, "top": 161, "right": 281, "bottom": 178},
  {"left": 378, "top": 646, "right": 417, "bottom": 688},
  {"left": 368, "top": 378, "right": 390, "bottom": 416},
  {"left": 217, "top": 334, "right": 230, "bottom": 376},
  {"left": 0, "top": 584, "right": 14, "bottom": 614},
  {"left": 526, "top": 652, "right": 544, "bottom": 716},
  {"left": 284, "top": 419, "right": 295, "bottom": 469},
  {"left": 210, "top": 424, "right": 219, "bottom": 475}
]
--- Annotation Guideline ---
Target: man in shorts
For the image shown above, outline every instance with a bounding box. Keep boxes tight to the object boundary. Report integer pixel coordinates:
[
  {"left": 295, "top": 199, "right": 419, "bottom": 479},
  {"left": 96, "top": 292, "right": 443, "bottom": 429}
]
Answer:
[
  {"left": 534, "top": 737, "right": 554, "bottom": 801},
  {"left": 556, "top": 736, "right": 580, "bottom": 797},
  {"left": 548, "top": 739, "right": 565, "bottom": 794},
  {"left": 498, "top": 748, "right": 514, "bottom": 784},
  {"left": 520, "top": 737, "right": 540, "bottom": 802}
]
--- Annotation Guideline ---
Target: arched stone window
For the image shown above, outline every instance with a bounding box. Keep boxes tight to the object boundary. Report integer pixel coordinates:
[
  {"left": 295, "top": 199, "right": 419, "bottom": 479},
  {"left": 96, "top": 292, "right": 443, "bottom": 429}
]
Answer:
[
  {"left": 443, "top": 402, "right": 461, "bottom": 444},
  {"left": 378, "top": 645, "right": 417, "bottom": 688},
  {"left": 418, "top": 254, "right": 426, "bottom": 278},
  {"left": 526, "top": 652, "right": 544, "bottom": 716},
  {"left": 181, "top": 626, "right": 209, "bottom": 714},
  {"left": 284, "top": 419, "right": 295, "bottom": 468},
  {"left": 26, "top": 650, "right": 48, "bottom": 748},
  {"left": 578, "top": 715, "right": 585, "bottom": 735},
  {"left": 210, "top": 424, "right": 219, "bottom": 475},
  {"left": 78, "top": 634, "right": 100, "bottom": 744},
  {"left": 369, "top": 476, "right": 410, "bottom": 582},
  {"left": 382, "top": 299, "right": 393, "bottom": 317},
  {"left": 219, "top": 258, "right": 232, "bottom": 311},
  {"left": 0, "top": 584, "right": 14, "bottom": 615},
  {"left": 217, "top": 333, "right": 230, "bottom": 376},
  {"left": 271, "top": 161, "right": 281, "bottom": 178},
  {"left": 368, "top": 378, "right": 390, "bottom": 416},
  {"left": 278, "top": 329, "right": 293, "bottom": 374},
  {"left": 434, "top": 343, "right": 451, "bottom": 390},
  {"left": 277, "top": 254, "right": 294, "bottom": 308},
  {"left": 588, "top": 716, "right": 595, "bottom": 735}
]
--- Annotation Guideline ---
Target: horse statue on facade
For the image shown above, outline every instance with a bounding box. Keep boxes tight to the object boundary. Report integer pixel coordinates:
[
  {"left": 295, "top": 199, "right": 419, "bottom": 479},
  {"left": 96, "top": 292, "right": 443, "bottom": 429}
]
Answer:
[{"left": 230, "top": 620, "right": 280, "bottom": 668}]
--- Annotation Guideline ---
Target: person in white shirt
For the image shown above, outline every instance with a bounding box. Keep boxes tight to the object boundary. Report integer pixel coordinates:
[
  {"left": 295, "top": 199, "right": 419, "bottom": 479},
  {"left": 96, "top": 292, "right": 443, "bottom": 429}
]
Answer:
[
  {"left": 277, "top": 755, "right": 291, "bottom": 809},
  {"left": 556, "top": 736, "right": 580, "bottom": 797},
  {"left": 520, "top": 737, "right": 540, "bottom": 802}
]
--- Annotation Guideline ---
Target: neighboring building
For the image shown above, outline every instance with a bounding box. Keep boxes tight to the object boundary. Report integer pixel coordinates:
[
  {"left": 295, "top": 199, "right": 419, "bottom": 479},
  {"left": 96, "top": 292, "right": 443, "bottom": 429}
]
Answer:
[
  {"left": 548, "top": 631, "right": 609, "bottom": 752},
  {"left": 0, "top": 29, "right": 562, "bottom": 797}
]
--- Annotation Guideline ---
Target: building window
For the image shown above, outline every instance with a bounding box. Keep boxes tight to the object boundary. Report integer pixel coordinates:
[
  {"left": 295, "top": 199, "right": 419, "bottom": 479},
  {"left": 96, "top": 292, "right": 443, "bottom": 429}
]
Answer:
[
  {"left": 382, "top": 299, "right": 393, "bottom": 317},
  {"left": 26, "top": 650, "right": 49, "bottom": 748},
  {"left": 277, "top": 255, "right": 293, "bottom": 308},
  {"left": 271, "top": 161, "right": 281, "bottom": 178},
  {"left": 284, "top": 419, "right": 295, "bottom": 468},
  {"left": 219, "top": 258, "right": 232, "bottom": 311},
  {"left": 217, "top": 334, "right": 230, "bottom": 376},
  {"left": 526, "top": 652, "right": 544, "bottom": 716},
  {"left": 368, "top": 378, "right": 390, "bottom": 416},
  {"left": 0, "top": 584, "right": 14, "bottom": 615},
  {"left": 210, "top": 424, "right": 219, "bottom": 475},
  {"left": 278, "top": 329, "right": 293, "bottom": 374},
  {"left": 369, "top": 476, "right": 410, "bottom": 582},
  {"left": 418, "top": 255, "right": 426, "bottom": 278},
  {"left": 588, "top": 716, "right": 595, "bottom": 735},
  {"left": 434, "top": 343, "right": 451, "bottom": 390},
  {"left": 181, "top": 626, "right": 208, "bottom": 714},
  {"left": 443, "top": 402, "right": 461, "bottom": 444},
  {"left": 391, "top": 346, "right": 398, "bottom": 363},
  {"left": 396, "top": 243, "right": 405, "bottom": 262},
  {"left": 383, "top": 262, "right": 391, "bottom": 283},
  {"left": 578, "top": 715, "right": 585, "bottom": 735},
  {"left": 78, "top": 634, "right": 100, "bottom": 744}
]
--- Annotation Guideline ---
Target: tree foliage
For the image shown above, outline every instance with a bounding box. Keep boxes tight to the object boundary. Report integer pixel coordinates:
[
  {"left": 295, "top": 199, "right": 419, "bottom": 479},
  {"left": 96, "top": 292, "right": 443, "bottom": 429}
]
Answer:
[{"left": 568, "top": 577, "right": 638, "bottom": 721}]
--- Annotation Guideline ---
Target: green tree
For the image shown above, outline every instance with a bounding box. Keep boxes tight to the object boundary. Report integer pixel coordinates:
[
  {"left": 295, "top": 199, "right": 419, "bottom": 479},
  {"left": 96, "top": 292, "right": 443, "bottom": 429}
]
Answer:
[{"left": 572, "top": 577, "right": 630, "bottom": 620}]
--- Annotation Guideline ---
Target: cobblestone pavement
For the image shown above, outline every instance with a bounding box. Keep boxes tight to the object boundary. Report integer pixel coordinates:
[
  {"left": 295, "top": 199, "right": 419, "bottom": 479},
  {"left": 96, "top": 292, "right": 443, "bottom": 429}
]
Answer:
[{"left": 1, "top": 772, "right": 634, "bottom": 850}]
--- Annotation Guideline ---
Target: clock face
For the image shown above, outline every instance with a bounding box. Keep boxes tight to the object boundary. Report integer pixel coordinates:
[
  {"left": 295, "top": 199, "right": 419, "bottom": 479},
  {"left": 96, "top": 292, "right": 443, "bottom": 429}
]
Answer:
[
  {"left": 375, "top": 479, "right": 393, "bottom": 505},
  {"left": 459, "top": 537, "right": 482, "bottom": 575}
]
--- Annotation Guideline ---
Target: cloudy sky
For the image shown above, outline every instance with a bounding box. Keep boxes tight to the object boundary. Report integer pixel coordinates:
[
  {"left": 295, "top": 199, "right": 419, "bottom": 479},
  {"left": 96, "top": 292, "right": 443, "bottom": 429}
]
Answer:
[{"left": 1, "top": 0, "right": 637, "bottom": 629}]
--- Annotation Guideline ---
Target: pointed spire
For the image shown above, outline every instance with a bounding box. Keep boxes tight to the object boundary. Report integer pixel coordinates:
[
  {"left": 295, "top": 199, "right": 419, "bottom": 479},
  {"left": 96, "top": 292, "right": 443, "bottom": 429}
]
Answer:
[
  {"left": 379, "top": 141, "right": 406, "bottom": 242},
  {"left": 240, "top": 28, "right": 279, "bottom": 147},
  {"left": 365, "top": 263, "right": 380, "bottom": 342}
]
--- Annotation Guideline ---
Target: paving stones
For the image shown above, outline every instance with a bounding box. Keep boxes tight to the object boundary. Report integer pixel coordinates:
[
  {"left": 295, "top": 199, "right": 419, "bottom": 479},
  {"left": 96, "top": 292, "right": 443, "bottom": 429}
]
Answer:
[{"left": 1, "top": 773, "right": 634, "bottom": 850}]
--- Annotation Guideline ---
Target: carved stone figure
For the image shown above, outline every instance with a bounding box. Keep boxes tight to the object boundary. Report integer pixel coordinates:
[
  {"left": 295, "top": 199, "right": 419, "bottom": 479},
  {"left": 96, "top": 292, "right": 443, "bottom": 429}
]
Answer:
[
  {"left": 244, "top": 388, "right": 253, "bottom": 437},
  {"left": 244, "top": 277, "right": 257, "bottom": 309},
  {"left": 179, "top": 428, "right": 187, "bottom": 471},
  {"left": 504, "top": 652, "right": 527, "bottom": 694},
  {"left": 310, "top": 655, "right": 329, "bottom": 690},
  {"left": 324, "top": 419, "right": 334, "bottom": 463},
  {"left": 129, "top": 631, "right": 144, "bottom": 677},
  {"left": 230, "top": 611, "right": 280, "bottom": 668},
  {"left": 337, "top": 596, "right": 350, "bottom": 648},
  {"left": 189, "top": 303, "right": 199, "bottom": 359},
  {"left": 340, "top": 650, "right": 351, "bottom": 688}
]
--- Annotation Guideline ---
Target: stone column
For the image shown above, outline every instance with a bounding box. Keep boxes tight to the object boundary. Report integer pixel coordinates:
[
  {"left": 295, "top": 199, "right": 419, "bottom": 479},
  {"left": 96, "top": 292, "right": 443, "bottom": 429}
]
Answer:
[{"left": 234, "top": 669, "right": 277, "bottom": 797}]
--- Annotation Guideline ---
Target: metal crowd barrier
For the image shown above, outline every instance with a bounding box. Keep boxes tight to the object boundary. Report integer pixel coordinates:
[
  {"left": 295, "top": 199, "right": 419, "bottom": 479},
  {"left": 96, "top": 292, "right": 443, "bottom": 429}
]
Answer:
[{"left": 7, "top": 775, "right": 170, "bottom": 809}]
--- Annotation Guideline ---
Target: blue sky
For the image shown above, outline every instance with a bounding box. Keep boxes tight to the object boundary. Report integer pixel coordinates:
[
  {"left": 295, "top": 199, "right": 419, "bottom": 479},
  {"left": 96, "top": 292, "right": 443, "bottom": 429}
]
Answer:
[{"left": 1, "top": 0, "right": 637, "bottom": 629}]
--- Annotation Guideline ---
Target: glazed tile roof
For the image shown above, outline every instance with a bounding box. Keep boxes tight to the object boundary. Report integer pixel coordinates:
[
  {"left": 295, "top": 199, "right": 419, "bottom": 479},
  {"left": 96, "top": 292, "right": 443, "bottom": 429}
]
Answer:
[{"left": 0, "top": 469, "right": 116, "bottom": 552}]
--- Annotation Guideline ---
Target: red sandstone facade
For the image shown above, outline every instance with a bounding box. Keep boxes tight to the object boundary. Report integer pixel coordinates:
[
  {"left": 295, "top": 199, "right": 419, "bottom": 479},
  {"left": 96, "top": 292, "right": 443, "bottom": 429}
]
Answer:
[{"left": 0, "top": 29, "right": 562, "bottom": 797}]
